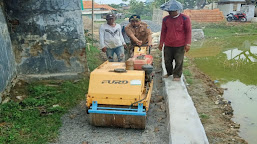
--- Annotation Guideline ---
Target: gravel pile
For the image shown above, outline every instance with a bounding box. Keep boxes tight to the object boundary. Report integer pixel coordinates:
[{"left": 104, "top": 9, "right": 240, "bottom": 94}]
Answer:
[{"left": 120, "top": 20, "right": 161, "bottom": 33}]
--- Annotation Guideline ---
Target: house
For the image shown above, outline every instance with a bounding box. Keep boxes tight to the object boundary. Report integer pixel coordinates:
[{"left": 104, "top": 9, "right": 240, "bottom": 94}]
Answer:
[
  {"left": 203, "top": 2, "right": 218, "bottom": 9},
  {"left": 81, "top": 0, "right": 117, "bottom": 21},
  {"left": 217, "top": 0, "right": 256, "bottom": 21}
]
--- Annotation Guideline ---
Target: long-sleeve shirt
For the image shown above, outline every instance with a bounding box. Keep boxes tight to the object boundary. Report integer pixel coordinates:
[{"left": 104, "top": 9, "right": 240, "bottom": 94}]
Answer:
[
  {"left": 160, "top": 14, "right": 192, "bottom": 47},
  {"left": 99, "top": 23, "right": 125, "bottom": 49},
  {"left": 125, "top": 22, "right": 152, "bottom": 45}
]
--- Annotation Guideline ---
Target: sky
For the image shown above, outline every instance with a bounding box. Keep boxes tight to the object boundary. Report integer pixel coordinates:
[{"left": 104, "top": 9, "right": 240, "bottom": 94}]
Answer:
[{"left": 95, "top": 0, "right": 146, "bottom": 4}]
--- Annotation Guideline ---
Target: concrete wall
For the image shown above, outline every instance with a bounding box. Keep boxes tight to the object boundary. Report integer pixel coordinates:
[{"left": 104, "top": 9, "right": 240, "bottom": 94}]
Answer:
[
  {"left": 242, "top": 5, "right": 255, "bottom": 21},
  {"left": 4, "top": 0, "right": 87, "bottom": 79},
  {"left": 218, "top": 4, "right": 234, "bottom": 15},
  {"left": 218, "top": 3, "right": 242, "bottom": 15},
  {"left": 236, "top": 3, "right": 241, "bottom": 11},
  {"left": 218, "top": 3, "right": 255, "bottom": 21},
  {"left": 0, "top": 3, "right": 16, "bottom": 102}
]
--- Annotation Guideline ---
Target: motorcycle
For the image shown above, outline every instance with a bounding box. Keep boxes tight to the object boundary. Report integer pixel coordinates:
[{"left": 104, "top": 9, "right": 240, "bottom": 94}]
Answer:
[{"left": 226, "top": 12, "right": 247, "bottom": 22}]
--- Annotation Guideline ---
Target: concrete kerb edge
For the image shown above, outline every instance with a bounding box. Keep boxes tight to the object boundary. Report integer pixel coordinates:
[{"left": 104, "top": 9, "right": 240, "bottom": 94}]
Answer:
[
  {"left": 162, "top": 73, "right": 209, "bottom": 144},
  {"left": 162, "top": 79, "right": 172, "bottom": 144},
  {"left": 161, "top": 48, "right": 209, "bottom": 144}
]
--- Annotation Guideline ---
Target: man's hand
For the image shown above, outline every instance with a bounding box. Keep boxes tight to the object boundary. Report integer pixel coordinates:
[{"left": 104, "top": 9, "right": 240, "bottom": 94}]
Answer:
[
  {"left": 123, "top": 44, "right": 127, "bottom": 49},
  {"left": 102, "top": 47, "right": 107, "bottom": 52},
  {"left": 184, "top": 45, "right": 190, "bottom": 52},
  {"left": 136, "top": 40, "right": 142, "bottom": 46},
  {"left": 158, "top": 44, "right": 163, "bottom": 51}
]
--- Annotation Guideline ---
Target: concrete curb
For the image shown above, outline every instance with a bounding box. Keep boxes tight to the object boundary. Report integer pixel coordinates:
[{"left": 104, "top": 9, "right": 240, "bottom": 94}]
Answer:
[{"left": 161, "top": 49, "right": 209, "bottom": 144}]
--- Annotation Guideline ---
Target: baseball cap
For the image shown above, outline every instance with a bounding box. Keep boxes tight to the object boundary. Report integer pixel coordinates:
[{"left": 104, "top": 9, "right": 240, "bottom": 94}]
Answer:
[
  {"left": 106, "top": 14, "right": 115, "bottom": 19},
  {"left": 129, "top": 15, "right": 141, "bottom": 22}
]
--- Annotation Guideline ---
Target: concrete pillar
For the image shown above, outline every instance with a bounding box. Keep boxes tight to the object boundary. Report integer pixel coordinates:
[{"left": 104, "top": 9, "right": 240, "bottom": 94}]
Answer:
[
  {"left": 4, "top": 0, "right": 87, "bottom": 80},
  {"left": 0, "top": 3, "right": 16, "bottom": 102}
]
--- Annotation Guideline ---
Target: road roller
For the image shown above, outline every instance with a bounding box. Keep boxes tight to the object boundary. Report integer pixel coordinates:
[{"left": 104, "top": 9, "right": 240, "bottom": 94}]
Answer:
[{"left": 86, "top": 46, "right": 153, "bottom": 129}]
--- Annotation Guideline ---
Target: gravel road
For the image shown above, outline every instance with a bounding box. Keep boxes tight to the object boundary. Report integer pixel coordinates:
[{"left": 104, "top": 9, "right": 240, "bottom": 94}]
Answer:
[{"left": 51, "top": 68, "right": 169, "bottom": 144}]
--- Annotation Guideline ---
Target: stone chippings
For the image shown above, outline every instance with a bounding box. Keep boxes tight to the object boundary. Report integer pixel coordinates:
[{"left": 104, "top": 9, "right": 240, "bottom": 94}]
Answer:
[{"left": 51, "top": 94, "right": 169, "bottom": 143}]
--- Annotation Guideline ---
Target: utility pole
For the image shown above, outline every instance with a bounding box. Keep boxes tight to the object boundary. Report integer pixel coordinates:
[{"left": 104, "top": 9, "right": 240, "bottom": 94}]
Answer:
[
  {"left": 81, "top": 0, "right": 84, "bottom": 10},
  {"left": 92, "top": 0, "right": 94, "bottom": 47}
]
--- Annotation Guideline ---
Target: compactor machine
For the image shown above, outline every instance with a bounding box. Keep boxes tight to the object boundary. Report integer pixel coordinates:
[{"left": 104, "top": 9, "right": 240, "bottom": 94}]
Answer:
[{"left": 86, "top": 46, "right": 153, "bottom": 129}]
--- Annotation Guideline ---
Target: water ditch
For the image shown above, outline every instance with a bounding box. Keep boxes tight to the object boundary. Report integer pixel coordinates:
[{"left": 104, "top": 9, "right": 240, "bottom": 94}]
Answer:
[{"left": 188, "top": 36, "right": 257, "bottom": 144}]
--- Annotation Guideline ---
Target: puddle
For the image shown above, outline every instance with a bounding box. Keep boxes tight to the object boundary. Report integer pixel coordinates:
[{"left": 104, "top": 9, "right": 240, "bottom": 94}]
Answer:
[
  {"left": 221, "top": 81, "right": 257, "bottom": 144},
  {"left": 188, "top": 36, "right": 257, "bottom": 144}
]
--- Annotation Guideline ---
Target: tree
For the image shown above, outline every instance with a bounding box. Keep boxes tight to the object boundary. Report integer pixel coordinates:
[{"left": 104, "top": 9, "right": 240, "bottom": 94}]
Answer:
[
  {"left": 129, "top": 0, "right": 146, "bottom": 16},
  {"left": 108, "top": 4, "right": 120, "bottom": 9}
]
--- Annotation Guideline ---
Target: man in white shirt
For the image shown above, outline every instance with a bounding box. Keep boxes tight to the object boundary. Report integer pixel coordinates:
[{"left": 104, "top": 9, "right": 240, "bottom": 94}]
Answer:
[{"left": 99, "top": 14, "right": 127, "bottom": 62}]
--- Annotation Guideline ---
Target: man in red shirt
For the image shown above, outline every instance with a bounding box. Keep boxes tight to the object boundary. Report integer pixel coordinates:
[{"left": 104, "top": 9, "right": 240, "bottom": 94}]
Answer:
[{"left": 159, "top": 1, "right": 191, "bottom": 81}]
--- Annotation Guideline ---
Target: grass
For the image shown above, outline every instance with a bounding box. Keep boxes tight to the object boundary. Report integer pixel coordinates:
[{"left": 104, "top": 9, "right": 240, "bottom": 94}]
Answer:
[
  {"left": 85, "top": 30, "right": 105, "bottom": 71},
  {"left": 115, "top": 19, "right": 125, "bottom": 24},
  {"left": 189, "top": 22, "right": 257, "bottom": 85},
  {"left": 192, "top": 22, "right": 257, "bottom": 38},
  {"left": 183, "top": 58, "right": 193, "bottom": 85},
  {"left": 0, "top": 33, "right": 104, "bottom": 143},
  {"left": 193, "top": 54, "right": 257, "bottom": 85},
  {"left": 199, "top": 113, "right": 210, "bottom": 119},
  {"left": 0, "top": 80, "right": 89, "bottom": 144},
  {"left": 86, "top": 45, "right": 104, "bottom": 71}
]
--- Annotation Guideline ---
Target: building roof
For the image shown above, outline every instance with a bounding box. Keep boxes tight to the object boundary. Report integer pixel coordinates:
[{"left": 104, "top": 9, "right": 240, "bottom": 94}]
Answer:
[
  {"left": 100, "top": 4, "right": 117, "bottom": 11},
  {"left": 82, "top": 1, "right": 117, "bottom": 11}
]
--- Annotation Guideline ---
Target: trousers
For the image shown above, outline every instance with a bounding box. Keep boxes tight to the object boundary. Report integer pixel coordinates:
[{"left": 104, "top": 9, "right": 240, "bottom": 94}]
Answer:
[
  {"left": 106, "top": 46, "right": 124, "bottom": 62},
  {"left": 164, "top": 46, "right": 185, "bottom": 78}
]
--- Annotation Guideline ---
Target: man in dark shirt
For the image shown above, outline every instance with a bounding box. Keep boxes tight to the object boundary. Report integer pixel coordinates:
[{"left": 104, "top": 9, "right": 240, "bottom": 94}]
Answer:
[{"left": 159, "top": 0, "right": 192, "bottom": 81}]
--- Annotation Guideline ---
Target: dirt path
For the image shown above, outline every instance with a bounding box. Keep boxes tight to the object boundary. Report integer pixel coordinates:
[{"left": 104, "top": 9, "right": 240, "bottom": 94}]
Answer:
[{"left": 185, "top": 59, "right": 247, "bottom": 144}]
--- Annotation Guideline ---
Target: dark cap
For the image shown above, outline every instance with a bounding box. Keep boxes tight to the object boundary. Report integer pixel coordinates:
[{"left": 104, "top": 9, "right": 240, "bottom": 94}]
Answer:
[
  {"left": 106, "top": 14, "right": 116, "bottom": 19},
  {"left": 129, "top": 15, "right": 141, "bottom": 22}
]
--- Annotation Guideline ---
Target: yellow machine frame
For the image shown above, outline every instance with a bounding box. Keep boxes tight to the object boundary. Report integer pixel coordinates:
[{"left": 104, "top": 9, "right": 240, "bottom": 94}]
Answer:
[{"left": 86, "top": 61, "right": 152, "bottom": 111}]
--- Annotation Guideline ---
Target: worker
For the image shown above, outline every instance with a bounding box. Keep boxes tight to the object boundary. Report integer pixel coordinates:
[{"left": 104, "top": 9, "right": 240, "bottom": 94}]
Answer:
[
  {"left": 99, "top": 13, "right": 127, "bottom": 62},
  {"left": 125, "top": 15, "right": 152, "bottom": 58},
  {"left": 158, "top": 0, "right": 192, "bottom": 81}
]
